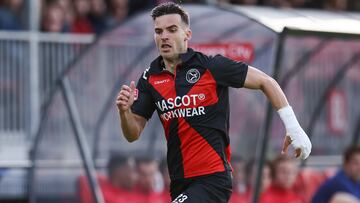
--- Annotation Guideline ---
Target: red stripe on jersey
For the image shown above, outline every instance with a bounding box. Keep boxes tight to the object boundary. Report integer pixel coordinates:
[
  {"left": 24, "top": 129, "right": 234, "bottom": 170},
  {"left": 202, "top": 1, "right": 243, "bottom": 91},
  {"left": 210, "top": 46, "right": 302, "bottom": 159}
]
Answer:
[
  {"left": 149, "top": 74, "right": 176, "bottom": 140},
  {"left": 178, "top": 117, "right": 225, "bottom": 178},
  {"left": 184, "top": 69, "right": 218, "bottom": 108}
]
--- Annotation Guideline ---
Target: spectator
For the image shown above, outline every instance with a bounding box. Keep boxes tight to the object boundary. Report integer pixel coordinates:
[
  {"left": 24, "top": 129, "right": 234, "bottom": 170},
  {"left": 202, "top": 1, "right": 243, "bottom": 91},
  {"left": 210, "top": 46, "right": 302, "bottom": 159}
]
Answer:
[
  {"left": 88, "top": 0, "right": 107, "bottom": 35},
  {"left": 312, "top": 145, "right": 360, "bottom": 203},
  {"left": 106, "top": 155, "right": 138, "bottom": 191},
  {"left": 0, "top": 0, "right": 25, "bottom": 30},
  {"left": 78, "top": 154, "right": 140, "bottom": 203},
  {"left": 288, "top": 0, "right": 307, "bottom": 8},
  {"left": 70, "top": 0, "right": 94, "bottom": 33},
  {"left": 41, "top": 2, "right": 67, "bottom": 32},
  {"left": 247, "top": 159, "right": 272, "bottom": 196},
  {"left": 54, "top": 0, "right": 75, "bottom": 31},
  {"left": 128, "top": 0, "right": 157, "bottom": 16},
  {"left": 136, "top": 156, "right": 165, "bottom": 203},
  {"left": 323, "top": 0, "right": 348, "bottom": 11},
  {"left": 214, "top": 0, "right": 230, "bottom": 5},
  {"left": 263, "top": 0, "right": 292, "bottom": 8},
  {"left": 230, "top": 0, "right": 258, "bottom": 5},
  {"left": 229, "top": 156, "right": 248, "bottom": 203},
  {"left": 260, "top": 155, "right": 305, "bottom": 203},
  {"left": 106, "top": 0, "right": 129, "bottom": 29}
]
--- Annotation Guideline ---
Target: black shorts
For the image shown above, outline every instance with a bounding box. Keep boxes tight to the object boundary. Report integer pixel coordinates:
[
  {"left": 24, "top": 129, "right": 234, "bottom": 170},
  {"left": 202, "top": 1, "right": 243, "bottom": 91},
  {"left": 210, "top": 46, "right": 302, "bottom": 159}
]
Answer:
[{"left": 170, "top": 171, "right": 233, "bottom": 203}]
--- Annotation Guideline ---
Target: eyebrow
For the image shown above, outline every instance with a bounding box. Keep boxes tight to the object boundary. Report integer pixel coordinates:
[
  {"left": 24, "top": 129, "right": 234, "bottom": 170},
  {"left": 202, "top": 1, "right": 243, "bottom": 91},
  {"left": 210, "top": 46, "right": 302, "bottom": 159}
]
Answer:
[{"left": 155, "top": 24, "right": 179, "bottom": 30}]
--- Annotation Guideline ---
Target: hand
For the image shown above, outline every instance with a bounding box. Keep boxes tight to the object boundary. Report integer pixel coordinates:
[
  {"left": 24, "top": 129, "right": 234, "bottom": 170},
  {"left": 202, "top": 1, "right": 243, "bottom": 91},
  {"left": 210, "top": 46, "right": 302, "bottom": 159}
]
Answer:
[
  {"left": 116, "top": 81, "right": 136, "bottom": 113},
  {"left": 281, "top": 128, "right": 312, "bottom": 160}
]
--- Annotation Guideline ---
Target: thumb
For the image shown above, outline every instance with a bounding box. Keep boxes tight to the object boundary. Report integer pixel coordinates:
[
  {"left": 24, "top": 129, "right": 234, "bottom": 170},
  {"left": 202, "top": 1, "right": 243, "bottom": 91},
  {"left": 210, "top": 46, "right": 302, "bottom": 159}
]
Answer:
[
  {"left": 130, "top": 81, "right": 136, "bottom": 91},
  {"left": 281, "top": 135, "right": 291, "bottom": 154}
]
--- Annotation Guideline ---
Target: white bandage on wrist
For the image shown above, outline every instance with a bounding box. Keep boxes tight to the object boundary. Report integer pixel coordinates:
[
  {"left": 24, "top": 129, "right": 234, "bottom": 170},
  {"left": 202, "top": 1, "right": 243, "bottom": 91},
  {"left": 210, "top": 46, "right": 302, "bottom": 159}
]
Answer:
[
  {"left": 277, "top": 105, "right": 312, "bottom": 159},
  {"left": 277, "top": 105, "right": 301, "bottom": 131}
]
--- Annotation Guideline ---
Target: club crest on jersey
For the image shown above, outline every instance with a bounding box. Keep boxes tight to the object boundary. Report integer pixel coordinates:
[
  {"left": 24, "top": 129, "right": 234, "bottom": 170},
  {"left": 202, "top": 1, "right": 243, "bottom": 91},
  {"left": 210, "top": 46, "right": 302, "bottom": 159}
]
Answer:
[{"left": 186, "top": 68, "right": 200, "bottom": 84}]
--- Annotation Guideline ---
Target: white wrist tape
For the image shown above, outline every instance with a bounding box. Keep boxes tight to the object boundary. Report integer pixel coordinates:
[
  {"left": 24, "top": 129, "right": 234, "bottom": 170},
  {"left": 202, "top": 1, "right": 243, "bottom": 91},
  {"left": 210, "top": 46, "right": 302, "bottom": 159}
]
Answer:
[
  {"left": 277, "top": 105, "right": 301, "bottom": 132},
  {"left": 277, "top": 105, "right": 312, "bottom": 159}
]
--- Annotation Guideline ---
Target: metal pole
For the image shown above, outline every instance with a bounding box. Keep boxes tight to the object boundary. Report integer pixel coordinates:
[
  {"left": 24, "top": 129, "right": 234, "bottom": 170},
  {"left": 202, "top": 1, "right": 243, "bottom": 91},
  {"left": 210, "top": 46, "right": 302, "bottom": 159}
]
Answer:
[
  {"left": 61, "top": 78, "right": 104, "bottom": 203},
  {"left": 29, "top": 78, "right": 61, "bottom": 203},
  {"left": 29, "top": 33, "right": 41, "bottom": 138},
  {"left": 29, "top": 0, "right": 41, "bottom": 138},
  {"left": 29, "top": 0, "right": 41, "bottom": 31},
  {"left": 251, "top": 30, "right": 286, "bottom": 203}
]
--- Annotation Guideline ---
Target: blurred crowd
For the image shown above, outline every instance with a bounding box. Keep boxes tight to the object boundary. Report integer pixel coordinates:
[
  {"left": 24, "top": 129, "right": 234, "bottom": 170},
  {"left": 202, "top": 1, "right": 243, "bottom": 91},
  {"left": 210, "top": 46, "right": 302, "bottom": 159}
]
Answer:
[
  {"left": 78, "top": 145, "right": 360, "bottom": 203},
  {"left": 0, "top": 0, "right": 359, "bottom": 34},
  {"left": 79, "top": 154, "right": 171, "bottom": 203}
]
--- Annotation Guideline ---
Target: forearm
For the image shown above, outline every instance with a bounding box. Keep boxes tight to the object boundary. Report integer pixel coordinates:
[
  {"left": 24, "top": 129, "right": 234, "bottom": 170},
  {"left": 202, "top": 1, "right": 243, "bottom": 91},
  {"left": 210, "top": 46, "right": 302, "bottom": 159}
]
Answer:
[
  {"left": 118, "top": 109, "right": 141, "bottom": 142},
  {"left": 260, "top": 77, "right": 289, "bottom": 110},
  {"left": 244, "top": 66, "right": 311, "bottom": 159},
  {"left": 244, "top": 67, "right": 288, "bottom": 110}
]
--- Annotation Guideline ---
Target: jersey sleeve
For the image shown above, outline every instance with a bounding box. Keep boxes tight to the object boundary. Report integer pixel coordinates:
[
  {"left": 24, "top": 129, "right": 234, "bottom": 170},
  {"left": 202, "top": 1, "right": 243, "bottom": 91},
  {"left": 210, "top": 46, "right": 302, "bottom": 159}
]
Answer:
[
  {"left": 207, "top": 54, "right": 248, "bottom": 88},
  {"left": 131, "top": 75, "right": 155, "bottom": 120}
]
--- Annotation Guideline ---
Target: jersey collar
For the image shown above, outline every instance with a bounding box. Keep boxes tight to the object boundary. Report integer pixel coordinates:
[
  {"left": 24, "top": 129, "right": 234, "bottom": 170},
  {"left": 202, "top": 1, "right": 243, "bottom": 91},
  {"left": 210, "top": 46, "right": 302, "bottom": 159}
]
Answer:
[{"left": 149, "top": 48, "right": 195, "bottom": 74}]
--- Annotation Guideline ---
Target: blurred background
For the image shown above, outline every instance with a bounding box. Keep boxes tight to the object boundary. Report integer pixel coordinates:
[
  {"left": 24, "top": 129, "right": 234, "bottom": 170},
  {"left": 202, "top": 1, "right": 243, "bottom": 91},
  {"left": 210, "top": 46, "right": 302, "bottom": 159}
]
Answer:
[{"left": 0, "top": 0, "right": 360, "bottom": 203}]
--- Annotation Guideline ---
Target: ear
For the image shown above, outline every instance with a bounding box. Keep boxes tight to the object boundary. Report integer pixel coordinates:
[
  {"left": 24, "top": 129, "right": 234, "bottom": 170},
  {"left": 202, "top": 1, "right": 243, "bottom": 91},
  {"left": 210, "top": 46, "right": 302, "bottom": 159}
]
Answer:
[{"left": 184, "top": 28, "right": 192, "bottom": 41}]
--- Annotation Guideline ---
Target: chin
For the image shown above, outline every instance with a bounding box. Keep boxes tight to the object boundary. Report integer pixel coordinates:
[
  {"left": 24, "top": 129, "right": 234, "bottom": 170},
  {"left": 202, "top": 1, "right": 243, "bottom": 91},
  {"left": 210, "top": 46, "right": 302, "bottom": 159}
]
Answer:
[{"left": 161, "top": 53, "right": 175, "bottom": 60}]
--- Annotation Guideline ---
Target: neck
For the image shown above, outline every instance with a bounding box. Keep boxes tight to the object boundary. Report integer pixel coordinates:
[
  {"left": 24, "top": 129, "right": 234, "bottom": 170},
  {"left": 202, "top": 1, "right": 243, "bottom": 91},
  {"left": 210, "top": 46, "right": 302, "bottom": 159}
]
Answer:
[{"left": 164, "top": 58, "right": 181, "bottom": 74}]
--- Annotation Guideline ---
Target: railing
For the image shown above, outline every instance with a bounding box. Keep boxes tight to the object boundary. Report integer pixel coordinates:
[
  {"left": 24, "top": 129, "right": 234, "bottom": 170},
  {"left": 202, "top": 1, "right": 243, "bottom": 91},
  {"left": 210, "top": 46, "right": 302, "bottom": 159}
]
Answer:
[{"left": 0, "top": 31, "right": 94, "bottom": 200}]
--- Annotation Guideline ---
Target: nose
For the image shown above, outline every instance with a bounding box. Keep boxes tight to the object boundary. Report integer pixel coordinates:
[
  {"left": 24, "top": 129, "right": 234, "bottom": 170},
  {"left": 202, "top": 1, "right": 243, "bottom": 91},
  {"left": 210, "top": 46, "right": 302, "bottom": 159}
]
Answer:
[{"left": 160, "top": 31, "right": 169, "bottom": 40}]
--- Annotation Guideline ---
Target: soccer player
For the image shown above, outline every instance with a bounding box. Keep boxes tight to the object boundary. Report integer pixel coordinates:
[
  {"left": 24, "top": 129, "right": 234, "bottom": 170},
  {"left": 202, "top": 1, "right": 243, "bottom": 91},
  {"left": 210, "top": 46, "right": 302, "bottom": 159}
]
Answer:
[{"left": 116, "top": 2, "right": 312, "bottom": 202}]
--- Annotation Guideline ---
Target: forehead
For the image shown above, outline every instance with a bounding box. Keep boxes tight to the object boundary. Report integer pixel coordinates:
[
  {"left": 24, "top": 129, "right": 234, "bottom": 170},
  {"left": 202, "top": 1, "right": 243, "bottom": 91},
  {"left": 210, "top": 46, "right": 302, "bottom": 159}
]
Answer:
[{"left": 154, "top": 14, "right": 183, "bottom": 28}]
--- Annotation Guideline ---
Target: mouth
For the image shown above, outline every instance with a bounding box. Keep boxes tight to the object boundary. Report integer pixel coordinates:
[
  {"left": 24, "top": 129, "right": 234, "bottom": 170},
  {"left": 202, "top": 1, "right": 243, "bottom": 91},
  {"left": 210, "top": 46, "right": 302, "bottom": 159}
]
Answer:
[{"left": 161, "top": 44, "right": 172, "bottom": 51}]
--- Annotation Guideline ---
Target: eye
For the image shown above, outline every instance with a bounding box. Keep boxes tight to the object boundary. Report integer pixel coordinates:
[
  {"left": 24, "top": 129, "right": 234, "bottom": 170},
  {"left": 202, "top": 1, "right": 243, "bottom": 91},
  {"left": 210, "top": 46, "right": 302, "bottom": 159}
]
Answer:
[
  {"left": 169, "top": 27, "right": 177, "bottom": 33},
  {"left": 155, "top": 29, "right": 162, "bottom": 34}
]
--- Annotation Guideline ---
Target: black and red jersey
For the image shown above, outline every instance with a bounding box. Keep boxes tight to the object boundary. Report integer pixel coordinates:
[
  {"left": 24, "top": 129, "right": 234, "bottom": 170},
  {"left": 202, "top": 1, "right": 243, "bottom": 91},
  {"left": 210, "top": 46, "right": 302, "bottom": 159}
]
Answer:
[{"left": 131, "top": 48, "right": 248, "bottom": 181}]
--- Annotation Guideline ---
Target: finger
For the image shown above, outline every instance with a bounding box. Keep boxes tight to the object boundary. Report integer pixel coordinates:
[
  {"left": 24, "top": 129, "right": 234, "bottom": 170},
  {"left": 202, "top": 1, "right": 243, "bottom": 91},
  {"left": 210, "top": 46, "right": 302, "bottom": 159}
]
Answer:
[
  {"left": 130, "top": 81, "right": 136, "bottom": 91},
  {"left": 116, "top": 96, "right": 130, "bottom": 105},
  {"left": 281, "top": 135, "right": 291, "bottom": 154},
  {"left": 119, "top": 95, "right": 129, "bottom": 103},
  {"left": 121, "top": 85, "right": 131, "bottom": 92},
  {"left": 119, "top": 90, "right": 130, "bottom": 98},
  {"left": 295, "top": 148, "right": 302, "bottom": 158},
  {"left": 117, "top": 100, "right": 128, "bottom": 106},
  {"left": 118, "top": 88, "right": 130, "bottom": 97}
]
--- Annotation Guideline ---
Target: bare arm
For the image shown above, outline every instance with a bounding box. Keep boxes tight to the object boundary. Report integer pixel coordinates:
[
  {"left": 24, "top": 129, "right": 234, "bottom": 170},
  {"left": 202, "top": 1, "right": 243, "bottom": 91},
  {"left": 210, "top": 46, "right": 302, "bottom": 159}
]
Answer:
[
  {"left": 244, "top": 66, "right": 288, "bottom": 110},
  {"left": 116, "top": 81, "right": 147, "bottom": 142},
  {"left": 244, "top": 66, "right": 311, "bottom": 159}
]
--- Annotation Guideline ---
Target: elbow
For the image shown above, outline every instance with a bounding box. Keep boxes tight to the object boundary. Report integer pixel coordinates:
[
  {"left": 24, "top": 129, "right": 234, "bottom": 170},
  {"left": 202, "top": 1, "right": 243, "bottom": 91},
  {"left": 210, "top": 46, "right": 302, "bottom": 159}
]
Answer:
[
  {"left": 123, "top": 131, "right": 140, "bottom": 143},
  {"left": 125, "top": 134, "right": 140, "bottom": 143},
  {"left": 127, "top": 138, "right": 138, "bottom": 143},
  {"left": 260, "top": 76, "right": 278, "bottom": 91}
]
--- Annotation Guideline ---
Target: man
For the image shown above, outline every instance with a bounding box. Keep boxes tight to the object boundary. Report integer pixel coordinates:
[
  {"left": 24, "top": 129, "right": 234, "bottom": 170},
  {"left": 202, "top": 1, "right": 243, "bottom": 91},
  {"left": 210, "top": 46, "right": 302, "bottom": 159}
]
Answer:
[
  {"left": 116, "top": 2, "right": 311, "bottom": 202},
  {"left": 136, "top": 156, "right": 165, "bottom": 203},
  {"left": 78, "top": 154, "right": 140, "bottom": 203},
  {"left": 260, "top": 155, "right": 305, "bottom": 203},
  {"left": 234, "top": 159, "right": 272, "bottom": 203},
  {"left": 312, "top": 145, "right": 360, "bottom": 203}
]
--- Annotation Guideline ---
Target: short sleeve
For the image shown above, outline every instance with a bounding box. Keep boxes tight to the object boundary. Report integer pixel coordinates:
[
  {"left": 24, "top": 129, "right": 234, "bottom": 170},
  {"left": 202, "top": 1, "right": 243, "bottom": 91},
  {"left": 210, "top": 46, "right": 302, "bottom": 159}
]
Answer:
[
  {"left": 131, "top": 75, "right": 156, "bottom": 120},
  {"left": 207, "top": 54, "right": 248, "bottom": 88}
]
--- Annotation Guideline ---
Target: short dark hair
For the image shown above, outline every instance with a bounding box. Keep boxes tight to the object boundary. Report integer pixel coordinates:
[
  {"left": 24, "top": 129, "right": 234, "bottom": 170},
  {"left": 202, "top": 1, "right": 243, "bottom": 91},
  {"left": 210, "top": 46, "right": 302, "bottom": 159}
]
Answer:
[
  {"left": 107, "top": 154, "right": 132, "bottom": 178},
  {"left": 344, "top": 145, "right": 360, "bottom": 163},
  {"left": 151, "top": 2, "right": 190, "bottom": 26}
]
